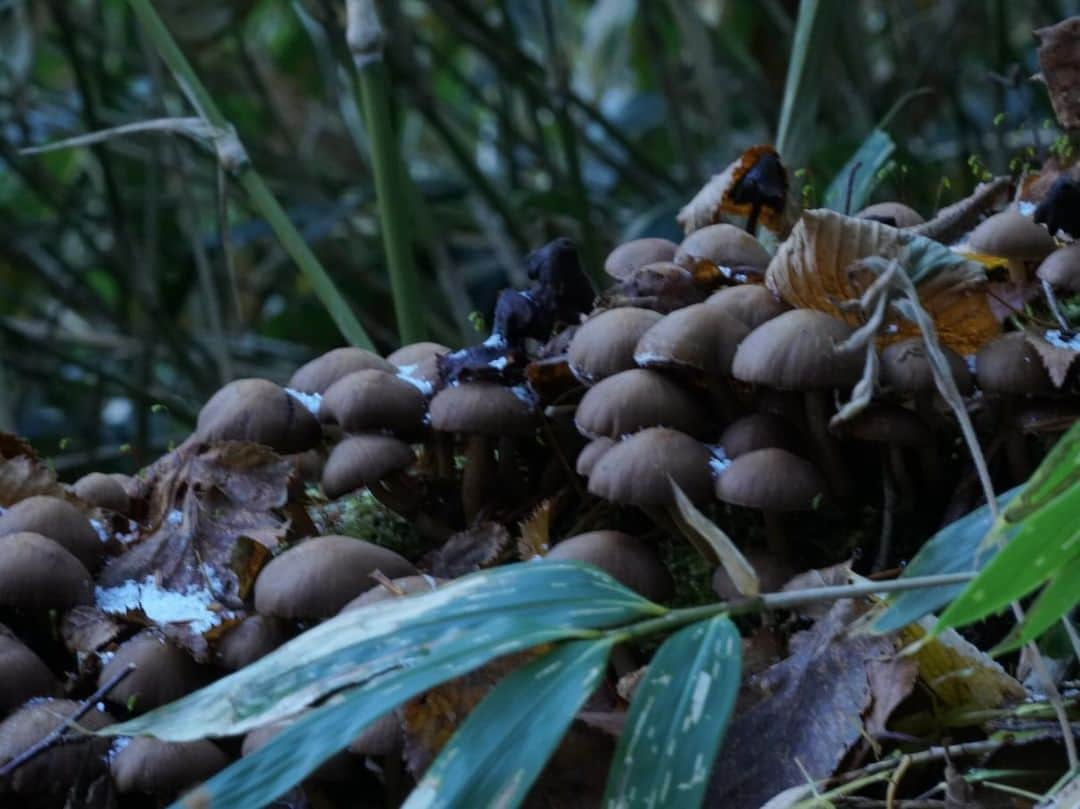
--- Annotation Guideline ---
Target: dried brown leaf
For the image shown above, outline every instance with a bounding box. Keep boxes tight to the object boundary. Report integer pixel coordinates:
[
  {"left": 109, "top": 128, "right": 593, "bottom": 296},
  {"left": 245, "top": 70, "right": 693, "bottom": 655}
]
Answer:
[
  {"left": 0, "top": 454, "right": 72, "bottom": 507},
  {"left": 0, "top": 432, "right": 37, "bottom": 461},
  {"left": 61, "top": 606, "right": 124, "bottom": 655},
  {"left": 517, "top": 500, "right": 552, "bottom": 560},
  {"left": 1036, "top": 17, "right": 1080, "bottom": 131},
  {"left": 429, "top": 521, "right": 510, "bottom": 577},
  {"left": 910, "top": 176, "right": 1012, "bottom": 244}
]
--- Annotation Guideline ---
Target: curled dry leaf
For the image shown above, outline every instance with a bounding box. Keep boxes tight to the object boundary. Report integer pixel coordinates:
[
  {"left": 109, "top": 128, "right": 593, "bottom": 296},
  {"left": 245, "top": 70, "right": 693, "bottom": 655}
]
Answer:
[
  {"left": 1025, "top": 328, "right": 1080, "bottom": 388},
  {"left": 1036, "top": 17, "right": 1080, "bottom": 131},
  {"left": 766, "top": 209, "right": 1000, "bottom": 355},
  {"left": 910, "top": 176, "right": 1012, "bottom": 244},
  {"left": 0, "top": 450, "right": 76, "bottom": 507},
  {"left": 95, "top": 441, "right": 291, "bottom": 660},
  {"left": 429, "top": 521, "right": 511, "bottom": 578},
  {"left": 61, "top": 606, "right": 124, "bottom": 655}
]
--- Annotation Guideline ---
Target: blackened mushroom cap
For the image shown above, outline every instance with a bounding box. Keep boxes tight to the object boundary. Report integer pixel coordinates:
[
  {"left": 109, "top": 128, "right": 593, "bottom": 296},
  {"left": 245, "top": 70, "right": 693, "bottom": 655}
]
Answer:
[
  {"left": 545, "top": 531, "right": 673, "bottom": 602},
  {"left": 288, "top": 347, "right": 394, "bottom": 394},
  {"left": 674, "top": 223, "right": 772, "bottom": 278},
  {"left": 217, "top": 614, "right": 292, "bottom": 670},
  {"left": 98, "top": 631, "right": 210, "bottom": 713},
  {"left": 321, "top": 435, "right": 415, "bottom": 500},
  {"left": 0, "top": 699, "right": 112, "bottom": 794},
  {"left": 718, "top": 413, "right": 793, "bottom": 458},
  {"left": 731, "top": 309, "right": 863, "bottom": 390},
  {"left": 968, "top": 209, "right": 1056, "bottom": 262},
  {"left": 0, "top": 532, "right": 94, "bottom": 610},
  {"left": 0, "top": 625, "right": 60, "bottom": 715},
  {"left": 254, "top": 535, "right": 415, "bottom": 619},
  {"left": 604, "top": 238, "right": 678, "bottom": 280},
  {"left": 575, "top": 437, "right": 616, "bottom": 477},
  {"left": 196, "top": 378, "right": 321, "bottom": 454},
  {"left": 634, "top": 303, "right": 750, "bottom": 377},
  {"left": 72, "top": 472, "right": 131, "bottom": 514},
  {"left": 322, "top": 369, "right": 428, "bottom": 436},
  {"left": 831, "top": 404, "right": 933, "bottom": 447},
  {"left": 575, "top": 369, "right": 709, "bottom": 440},
  {"left": 715, "top": 448, "right": 827, "bottom": 512},
  {"left": 568, "top": 308, "right": 663, "bottom": 383},
  {"left": 880, "top": 338, "right": 974, "bottom": 395},
  {"left": 975, "top": 332, "right": 1054, "bottom": 395},
  {"left": 855, "top": 201, "right": 925, "bottom": 228},
  {"left": 428, "top": 383, "right": 538, "bottom": 436},
  {"left": 587, "top": 427, "right": 712, "bottom": 505},
  {"left": 1036, "top": 243, "right": 1080, "bottom": 292},
  {"left": 704, "top": 285, "right": 790, "bottom": 330},
  {"left": 110, "top": 737, "right": 230, "bottom": 796},
  {"left": 340, "top": 574, "right": 441, "bottom": 613},
  {"left": 0, "top": 494, "right": 102, "bottom": 570}
]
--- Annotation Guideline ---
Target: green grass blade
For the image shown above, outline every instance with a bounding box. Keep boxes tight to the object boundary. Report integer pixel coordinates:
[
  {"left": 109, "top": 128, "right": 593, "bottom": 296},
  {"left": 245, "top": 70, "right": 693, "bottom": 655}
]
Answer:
[
  {"left": 822, "top": 129, "right": 895, "bottom": 213},
  {"left": 403, "top": 638, "right": 615, "bottom": 809},
  {"left": 991, "top": 553, "right": 1080, "bottom": 655},
  {"left": 102, "top": 562, "right": 660, "bottom": 741},
  {"left": 775, "top": 0, "right": 839, "bottom": 165},
  {"left": 602, "top": 615, "right": 741, "bottom": 808}
]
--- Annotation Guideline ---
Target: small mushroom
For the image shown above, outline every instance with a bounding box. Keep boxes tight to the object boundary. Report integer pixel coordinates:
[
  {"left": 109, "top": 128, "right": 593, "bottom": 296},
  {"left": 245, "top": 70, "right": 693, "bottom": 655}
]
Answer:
[
  {"left": 388, "top": 342, "right": 451, "bottom": 392},
  {"left": 72, "top": 472, "right": 131, "bottom": 514},
  {"left": 575, "top": 437, "right": 616, "bottom": 478},
  {"left": 111, "top": 736, "right": 230, "bottom": 797},
  {"left": 322, "top": 369, "right": 428, "bottom": 437},
  {"left": 568, "top": 308, "right": 663, "bottom": 383},
  {"left": 717, "top": 413, "right": 793, "bottom": 458},
  {"left": 0, "top": 495, "right": 102, "bottom": 571},
  {"left": 587, "top": 427, "right": 713, "bottom": 506},
  {"left": 0, "top": 699, "right": 112, "bottom": 795},
  {"left": 544, "top": 531, "right": 673, "bottom": 602},
  {"left": 99, "top": 631, "right": 211, "bottom": 713},
  {"left": 604, "top": 238, "right": 678, "bottom": 280},
  {"left": 856, "top": 201, "right": 925, "bottom": 228},
  {"left": 967, "top": 209, "right": 1056, "bottom": 282},
  {"left": 714, "top": 448, "right": 827, "bottom": 558},
  {"left": 0, "top": 532, "right": 94, "bottom": 610},
  {"left": 321, "top": 435, "right": 416, "bottom": 501},
  {"left": 633, "top": 303, "right": 750, "bottom": 378},
  {"left": 340, "top": 574, "right": 441, "bottom": 613},
  {"left": 674, "top": 223, "right": 771, "bottom": 286},
  {"left": 195, "top": 378, "right": 321, "bottom": 454},
  {"left": 217, "top": 615, "right": 293, "bottom": 670},
  {"left": 575, "top": 369, "right": 710, "bottom": 440},
  {"left": 704, "top": 285, "right": 790, "bottom": 330},
  {"left": 288, "top": 347, "right": 394, "bottom": 394},
  {"left": 0, "top": 625, "right": 60, "bottom": 715},
  {"left": 254, "top": 535, "right": 415, "bottom": 619},
  {"left": 1036, "top": 243, "right": 1080, "bottom": 334}
]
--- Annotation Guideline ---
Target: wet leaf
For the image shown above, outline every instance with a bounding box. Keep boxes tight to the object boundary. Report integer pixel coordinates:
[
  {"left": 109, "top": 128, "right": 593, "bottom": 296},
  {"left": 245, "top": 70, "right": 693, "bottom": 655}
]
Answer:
[
  {"left": 766, "top": 209, "right": 999, "bottom": 355},
  {"left": 1036, "top": 17, "right": 1080, "bottom": 131},
  {"left": 429, "top": 522, "right": 511, "bottom": 577}
]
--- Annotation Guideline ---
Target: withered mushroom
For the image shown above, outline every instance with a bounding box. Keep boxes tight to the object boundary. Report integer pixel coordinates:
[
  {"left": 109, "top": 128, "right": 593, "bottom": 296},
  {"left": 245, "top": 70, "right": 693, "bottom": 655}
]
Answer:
[{"left": 0, "top": 495, "right": 102, "bottom": 570}]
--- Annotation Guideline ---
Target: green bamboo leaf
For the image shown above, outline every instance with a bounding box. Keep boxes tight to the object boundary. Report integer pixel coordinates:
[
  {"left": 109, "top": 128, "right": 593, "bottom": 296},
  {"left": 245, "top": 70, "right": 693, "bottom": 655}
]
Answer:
[
  {"left": 403, "top": 638, "right": 616, "bottom": 809},
  {"left": 103, "top": 562, "right": 660, "bottom": 741},
  {"left": 822, "top": 129, "right": 895, "bottom": 213},
  {"left": 602, "top": 615, "right": 741, "bottom": 809},
  {"left": 992, "top": 552, "right": 1080, "bottom": 655},
  {"left": 775, "top": 0, "right": 840, "bottom": 165},
  {"left": 1000, "top": 420, "right": 1080, "bottom": 524},
  {"left": 872, "top": 487, "right": 1020, "bottom": 633}
]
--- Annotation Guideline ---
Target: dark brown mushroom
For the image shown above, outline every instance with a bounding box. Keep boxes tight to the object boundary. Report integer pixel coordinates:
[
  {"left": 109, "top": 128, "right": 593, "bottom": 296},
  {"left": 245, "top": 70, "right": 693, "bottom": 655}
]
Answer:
[
  {"left": 217, "top": 614, "right": 293, "bottom": 670},
  {"left": 633, "top": 303, "right": 750, "bottom": 378},
  {"left": 0, "top": 625, "right": 60, "bottom": 715},
  {"left": 0, "top": 495, "right": 102, "bottom": 571},
  {"left": 967, "top": 209, "right": 1056, "bottom": 282},
  {"left": 111, "top": 736, "right": 230, "bottom": 796},
  {"left": 72, "top": 472, "right": 131, "bottom": 514},
  {"left": 254, "top": 535, "right": 415, "bottom": 619},
  {"left": 0, "top": 532, "right": 94, "bottom": 610},
  {"left": 575, "top": 437, "right": 616, "bottom": 478},
  {"left": 322, "top": 369, "right": 428, "bottom": 437},
  {"left": 604, "top": 238, "right": 679, "bottom": 280},
  {"left": 388, "top": 342, "right": 451, "bottom": 393},
  {"left": 588, "top": 427, "right": 713, "bottom": 505},
  {"left": 717, "top": 413, "right": 793, "bottom": 458},
  {"left": 288, "top": 347, "right": 394, "bottom": 394},
  {"left": 568, "top": 308, "right": 663, "bottom": 383},
  {"left": 99, "top": 631, "right": 211, "bottom": 713},
  {"left": 545, "top": 531, "right": 673, "bottom": 602},
  {"left": 704, "top": 284, "right": 790, "bottom": 330},
  {"left": 195, "top": 378, "right": 321, "bottom": 454},
  {"left": 575, "top": 369, "right": 710, "bottom": 440},
  {"left": 321, "top": 434, "right": 416, "bottom": 501}
]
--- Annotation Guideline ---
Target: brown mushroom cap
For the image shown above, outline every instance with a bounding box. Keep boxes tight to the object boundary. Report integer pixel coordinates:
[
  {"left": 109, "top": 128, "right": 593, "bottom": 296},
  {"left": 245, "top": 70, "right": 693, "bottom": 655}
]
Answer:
[
  {"left": 0, "top": 625, "right": 60, "bottom": 715},
  {"left": 0, "top": 532, "right": 94, "bottom": 610},
  {"left": 288, "top": 347, "right": 394, "bottom": 394},
  {"left": 545, "top": 531, "right": 673, "bottom": 602},
  {"left": 704, "top": 285, "right": 790, "bottom": 330},
  {"left": 388, "top": 342, "right": 451, "bottom": 390},
  {"left": 321, "top": 435, "right": 416, "bottom": 500},
  {"left": 568, "top": 308, "right": 663, "bottom": 383},
  {"left": 99, "top": 632, "right": 210, "bottom": 713},
  {"left": 1036, "top": 243, "right": 1080, "bottom": 292},
  {"left": 718, "top": 413, "right": 793, "bottom": 458},
  {"left": 340, "top": 574, "right": 441, "bottom": 613},
  {"left": 975, "top": 332, "right": 1054, "bottom": 395},
  {"left": 428, "top": 383, "right": 537, "bottom": 436},
  {"left": 575, "top": 369, "right": 709, "bottom": 440},
  {"left": 196, "top": 378, "right": 321, "bottom": 454},
  {"left": 346, "top": 712, "right": 402, "bottom": 757},
  {"left": 111, "top": 736, "right": 230, "bottom": 795},
  {"left": 72, "top": 472, "right": 131, "bottom": 514},
  {"left": 968, "top": 209, "right": 1056, "bottom": 262},
  {"left": 856, "top": 202, "right": 925, "bottom": 228},
  {"left": 254, "top": 535, "right": 416, "bottom": 619},
  {"left": 832, "top": 405, "right": 933, "bottom": 447},
  {"left": 715, "top": 448, "right": 827, "bottom": 512},
  {"left": 217, "top": 614, "right": 292, "bottom": 670},
  {"left": 732, "top": 309, "right": 863, "bottom": 390},
  {"left": 880, "top": 338, "right": 974, "bottom": 395},
  {"left": 604, "top": 238, "right": 678, "bottom": 280},
  {"left": 634, "top": 303, "right": 750, "bottom": 376},
  {"left": 0, "top": 699, "right": 112, "bottom": 794},
  {"left": 242, "top": 718, "right": 354, "bottom": 782},
  {"left": 675, "top": 224, "right": 771, "bottom": 278},
  {"left": 322, "top": 369, "right": 428, "bottom": 436},
  {"left": 575, "top": 437, "right": 616, "bottom": 477},
  {"left": 588, "top": 427, "right": 712, "bottom": 505},
  {"left": 0, "top": 495, "right": 102, "bottom": 570}
]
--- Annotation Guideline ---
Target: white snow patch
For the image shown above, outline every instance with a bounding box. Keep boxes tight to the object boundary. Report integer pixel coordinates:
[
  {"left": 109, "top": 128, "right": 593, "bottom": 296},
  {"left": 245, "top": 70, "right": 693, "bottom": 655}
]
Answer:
[
  {"left": 95, "top": 576, "right": 224, "bottom": 634},
  {"left": 166, "top": 508, "right": 183, "bottom": 526},
  {"left": 396, "top": 367, "right": 434, "bottom": 395},
  {"left": 483, "top": 333, "right": 508, "bottom": 349},
  {"left": 708, "top": 446, "right": 732, "bottom": 478},
  {"left": 284, "top": 387, "right": 322, "bottom": 416},
  {"left": 1044, "top": 329, "right": 1080, "bottom": 350},
  {"left": 1017, "top": 201, "right": 1037, "bottom": 216},
  {"left": 90, "top": 518, "right": 109, "bottom": 543},
  {"left": 489, "top": 356, "right": 509, "bottom": 371}
]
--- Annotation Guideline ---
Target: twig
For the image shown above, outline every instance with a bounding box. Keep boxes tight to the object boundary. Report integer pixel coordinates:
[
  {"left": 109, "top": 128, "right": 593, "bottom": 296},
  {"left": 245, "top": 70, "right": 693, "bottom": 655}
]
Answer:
[{"left": 0, "top": 663, "right": 135, "bottom": 780}]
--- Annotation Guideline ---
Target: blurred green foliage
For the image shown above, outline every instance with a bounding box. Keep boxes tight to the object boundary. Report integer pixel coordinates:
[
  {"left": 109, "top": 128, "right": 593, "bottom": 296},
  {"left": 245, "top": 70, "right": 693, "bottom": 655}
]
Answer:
[{"left": 0, "top": 0, "right": 1074, "bottom": 473}]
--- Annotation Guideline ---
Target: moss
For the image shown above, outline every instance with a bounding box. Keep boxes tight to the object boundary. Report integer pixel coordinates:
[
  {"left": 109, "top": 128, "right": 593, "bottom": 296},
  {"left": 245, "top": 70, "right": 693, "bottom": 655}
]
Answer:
[
  {"left": 307, "top": 489, "right": 428, "bottom": 562},
  {"left": 658, "top": 538, "right": 716, "bottom": 609}
]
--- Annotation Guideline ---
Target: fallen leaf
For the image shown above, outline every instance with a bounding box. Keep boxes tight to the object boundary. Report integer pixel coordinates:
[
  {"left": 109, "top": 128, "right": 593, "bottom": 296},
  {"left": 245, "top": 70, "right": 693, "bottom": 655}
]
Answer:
[
  {"left": 986, "top": 280, "right": 1042, "bottom": 322},
  {"left": 0, "top": 454, "right": 73, "bottom": 507},
  {"left": 767, "top": 209, "right": 1000, "bottom": 355},
  {"left": 707, "top": 600, "right": 901, "bottom": 809},
  {"left": 1025, "top": 328, "right": 1080, "bottom": 388},
  {"left": 864, "top": 654, "right": 918, "bottom": 738},
  {"left": 0, "top": 432, "right": 37, "bottom": 461},
  {"left": 1036, "top": 17, "right": 1080, "bottom": 131},
  {"left": 429, "top": 521, "right": 510, "bottom": 578},
  {"left": 517, "top": 500, "right": 552, "bottom": 560},
  {"left": 61, "top": 606, "right": 124, "bottom": 655},
  {"left": 911, "top": 176, "right": 1012, "bottom": 244}
]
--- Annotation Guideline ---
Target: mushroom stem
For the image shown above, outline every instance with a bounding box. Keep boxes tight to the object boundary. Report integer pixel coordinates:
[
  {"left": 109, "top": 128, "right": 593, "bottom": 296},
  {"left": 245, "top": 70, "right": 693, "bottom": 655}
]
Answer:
[
  {"left": 1041, "top": 278, "right": 1073, "bottom": 336},
  {"left": 745, "top": 199, "right": 762, "bottom": 235},
  {"left": 762, "top": 511, "right": 788, "bottom": 558},
  {"left": 462, "top": 435, "right": 495, "bottom": 525},
  {"left": 435, "top": 433, "right": 454, "bottom": 479},
  {"left": 496, "top": 436, "right": 526, "bottom": 502},
  {"left": 886, "top": 445, "right": 915, "bottom": 512},
  {"left": 914, "top": 394, "right": 942, "bottom": 493},
  {"left": 999, "top": 399, "right": 1032, "bottom": 484},
  {"left": 368, "top": 473, "right": 422, "bottom": 515},
  {"left": 873, "top": 454, "right": 897, "bottom": 572},
  {"left": 803, "top": 390, "right": 852, "bottom": 499}
]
